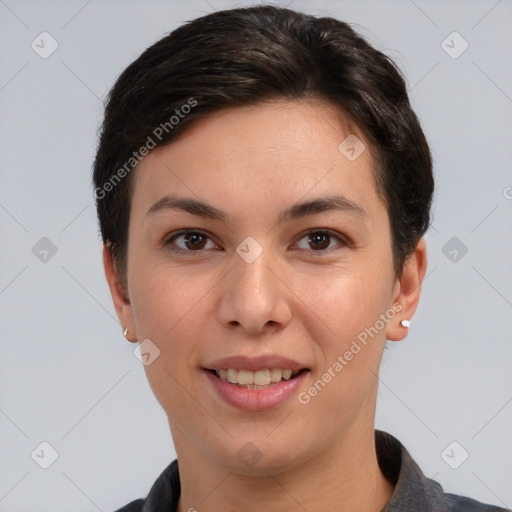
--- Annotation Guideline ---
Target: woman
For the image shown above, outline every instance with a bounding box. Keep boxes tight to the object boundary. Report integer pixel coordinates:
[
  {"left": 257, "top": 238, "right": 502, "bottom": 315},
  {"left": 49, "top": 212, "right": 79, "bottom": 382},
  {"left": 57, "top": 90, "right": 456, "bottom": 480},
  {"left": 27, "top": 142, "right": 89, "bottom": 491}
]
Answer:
[{"left": 93, "top": 5, "right": 509, "bottom": 512}]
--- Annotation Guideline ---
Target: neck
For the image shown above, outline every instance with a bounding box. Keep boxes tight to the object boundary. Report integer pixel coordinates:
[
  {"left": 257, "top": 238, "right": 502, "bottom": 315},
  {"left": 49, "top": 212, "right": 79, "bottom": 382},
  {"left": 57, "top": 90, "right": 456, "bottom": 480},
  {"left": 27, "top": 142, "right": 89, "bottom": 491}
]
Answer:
[{"left": 175, "top": 423, "right": 394, "bottom": 512}]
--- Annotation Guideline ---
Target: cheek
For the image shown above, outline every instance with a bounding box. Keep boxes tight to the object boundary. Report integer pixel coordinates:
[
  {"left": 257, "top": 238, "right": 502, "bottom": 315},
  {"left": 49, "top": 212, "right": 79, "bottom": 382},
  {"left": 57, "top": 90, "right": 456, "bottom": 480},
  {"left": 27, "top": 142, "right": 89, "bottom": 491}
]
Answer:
[
  {"left": 129, "top": 263, "right": 215, "bottom": 422},
  {"left": 128, "top": 256, "right": 215, "bottom": 341},
  {"left": 293, "top": 271, "right": 392, "bottom": 416},
  {"left": 290, "top": 264, "right": 394, "bottom": 352}
]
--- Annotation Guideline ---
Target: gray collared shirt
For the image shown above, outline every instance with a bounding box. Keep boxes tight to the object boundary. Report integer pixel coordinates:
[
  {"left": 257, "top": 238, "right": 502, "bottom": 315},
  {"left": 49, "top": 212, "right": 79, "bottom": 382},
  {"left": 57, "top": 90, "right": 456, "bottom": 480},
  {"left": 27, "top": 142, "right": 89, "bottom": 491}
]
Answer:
[{"left": 115, "top": 430, "right": 510, "bottom": 512}]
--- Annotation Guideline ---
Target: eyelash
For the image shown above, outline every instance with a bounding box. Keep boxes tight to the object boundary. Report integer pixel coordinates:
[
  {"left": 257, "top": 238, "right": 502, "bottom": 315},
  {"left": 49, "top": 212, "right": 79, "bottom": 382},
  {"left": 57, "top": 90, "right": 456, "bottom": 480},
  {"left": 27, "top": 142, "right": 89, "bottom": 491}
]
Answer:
[{"left": 163, "top": 229, "right": 349, "bottom": 255}]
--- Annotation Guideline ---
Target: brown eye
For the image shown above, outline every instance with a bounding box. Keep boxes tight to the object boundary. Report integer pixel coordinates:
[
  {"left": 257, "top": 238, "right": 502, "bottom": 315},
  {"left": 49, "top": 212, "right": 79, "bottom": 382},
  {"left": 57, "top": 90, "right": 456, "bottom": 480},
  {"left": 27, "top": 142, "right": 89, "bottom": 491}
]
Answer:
[
  {"left": 166, "top": 230, "right": 218, "bottom": 252},
  {"left": 308, "top": 232, "right": 331, "bottom": 250},
  {"left": 183, "top": 232, "right": 207, "bottom": 250},
  {"left": 294, "top": 230, "right": 347, "bottom": 252}
]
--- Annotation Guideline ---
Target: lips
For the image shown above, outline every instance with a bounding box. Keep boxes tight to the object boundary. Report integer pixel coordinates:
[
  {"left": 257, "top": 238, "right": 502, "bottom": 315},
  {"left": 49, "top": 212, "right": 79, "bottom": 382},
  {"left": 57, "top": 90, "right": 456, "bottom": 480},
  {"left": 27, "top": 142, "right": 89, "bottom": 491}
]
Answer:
[{"left": 203, "top": 355, "right": 309, "bottom": 411}]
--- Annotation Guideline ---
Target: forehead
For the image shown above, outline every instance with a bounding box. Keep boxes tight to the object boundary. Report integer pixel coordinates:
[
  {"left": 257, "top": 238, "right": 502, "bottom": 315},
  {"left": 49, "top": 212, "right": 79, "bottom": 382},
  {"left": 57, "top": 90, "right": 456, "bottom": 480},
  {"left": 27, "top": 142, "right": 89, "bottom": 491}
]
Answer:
[
  {"left": 131, "top": 98, "right": 382, "bottom": 220},
  {"left": 161, "top": 98, "right": 368, "bottom": 164}
]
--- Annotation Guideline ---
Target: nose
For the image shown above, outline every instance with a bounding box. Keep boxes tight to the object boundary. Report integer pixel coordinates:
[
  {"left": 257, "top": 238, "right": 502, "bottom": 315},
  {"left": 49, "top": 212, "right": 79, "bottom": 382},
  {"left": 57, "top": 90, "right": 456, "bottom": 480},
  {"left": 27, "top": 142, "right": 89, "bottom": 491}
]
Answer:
[{"left": 217, "top": 248, "right": 292, "bottom": 336}]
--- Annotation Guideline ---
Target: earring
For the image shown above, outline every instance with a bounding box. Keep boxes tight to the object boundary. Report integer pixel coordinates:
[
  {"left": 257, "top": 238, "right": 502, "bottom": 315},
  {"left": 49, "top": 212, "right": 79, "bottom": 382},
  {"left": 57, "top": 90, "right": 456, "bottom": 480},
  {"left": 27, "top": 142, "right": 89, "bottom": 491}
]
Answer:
[
  {"left": 123, "top": 327, "right": 128, "bottom": 337},
  {"left": 400, "top": 320, "right": 410, "bottom": 328}
]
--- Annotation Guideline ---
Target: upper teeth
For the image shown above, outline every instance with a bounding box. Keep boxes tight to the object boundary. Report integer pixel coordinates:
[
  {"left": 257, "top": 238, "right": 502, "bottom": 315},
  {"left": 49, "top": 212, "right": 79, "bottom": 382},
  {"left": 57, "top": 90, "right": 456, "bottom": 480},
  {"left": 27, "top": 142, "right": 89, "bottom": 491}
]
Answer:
[{"left": 216, "top": 368, "right": 298, "bottom": 385}]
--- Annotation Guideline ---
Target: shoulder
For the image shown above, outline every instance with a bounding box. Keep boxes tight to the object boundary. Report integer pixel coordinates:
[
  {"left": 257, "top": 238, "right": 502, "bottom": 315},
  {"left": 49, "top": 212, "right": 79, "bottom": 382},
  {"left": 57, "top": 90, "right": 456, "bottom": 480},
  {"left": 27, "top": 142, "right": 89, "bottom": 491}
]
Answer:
[
  {"left": 112, "top": 459, "right": 180, "bottom": 512},
  {"left": 376, "top": 431, "right": 510, "bottom": 512},
  {"left": 113, "top": 499, "right": 144, "bottom": 512},
  {"left": 440, "top": 493, "right": 510, "bottom": 511}
]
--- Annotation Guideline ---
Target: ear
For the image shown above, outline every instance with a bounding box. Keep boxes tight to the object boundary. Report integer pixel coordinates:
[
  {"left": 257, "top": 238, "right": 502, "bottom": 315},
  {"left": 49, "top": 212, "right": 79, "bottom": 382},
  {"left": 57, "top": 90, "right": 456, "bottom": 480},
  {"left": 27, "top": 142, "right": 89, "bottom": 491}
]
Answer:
[
  {"left": 103, "top": 244, "right": 137, "bottom": 342},
  {"left": 386, "top": 238, "right": 427, "bottom": 341}
]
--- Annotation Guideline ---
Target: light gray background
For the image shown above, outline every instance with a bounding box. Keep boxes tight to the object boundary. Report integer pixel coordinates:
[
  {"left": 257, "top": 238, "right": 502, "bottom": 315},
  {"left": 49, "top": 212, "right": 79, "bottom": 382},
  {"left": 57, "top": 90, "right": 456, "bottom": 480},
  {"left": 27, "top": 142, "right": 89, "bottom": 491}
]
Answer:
[{"left": 1, "top": 0, "right": 511, "bottom": 510}]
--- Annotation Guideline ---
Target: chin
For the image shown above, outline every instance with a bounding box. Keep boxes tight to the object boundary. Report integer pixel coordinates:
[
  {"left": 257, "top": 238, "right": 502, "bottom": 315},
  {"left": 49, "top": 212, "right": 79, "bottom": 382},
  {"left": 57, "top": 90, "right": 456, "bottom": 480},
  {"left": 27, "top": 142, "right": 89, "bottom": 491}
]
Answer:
[{"left": 209, "top": 436, "right": 311, "bottom": 477}]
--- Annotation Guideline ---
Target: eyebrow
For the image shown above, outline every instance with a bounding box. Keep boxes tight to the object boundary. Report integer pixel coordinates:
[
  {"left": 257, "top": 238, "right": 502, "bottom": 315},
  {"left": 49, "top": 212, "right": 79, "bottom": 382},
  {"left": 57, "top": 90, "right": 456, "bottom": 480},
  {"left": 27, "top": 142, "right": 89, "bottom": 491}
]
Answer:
[{"left": 146, "top": 194, "right": 366, "bottom": 223}]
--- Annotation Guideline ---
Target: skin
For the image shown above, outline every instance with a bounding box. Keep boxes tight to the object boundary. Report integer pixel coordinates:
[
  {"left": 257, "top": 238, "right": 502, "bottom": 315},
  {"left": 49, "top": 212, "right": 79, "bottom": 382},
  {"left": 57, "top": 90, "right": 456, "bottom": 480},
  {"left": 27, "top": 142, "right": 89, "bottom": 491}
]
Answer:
[{"left": 104, "top": 99, "right": 427, "bottom": 511}]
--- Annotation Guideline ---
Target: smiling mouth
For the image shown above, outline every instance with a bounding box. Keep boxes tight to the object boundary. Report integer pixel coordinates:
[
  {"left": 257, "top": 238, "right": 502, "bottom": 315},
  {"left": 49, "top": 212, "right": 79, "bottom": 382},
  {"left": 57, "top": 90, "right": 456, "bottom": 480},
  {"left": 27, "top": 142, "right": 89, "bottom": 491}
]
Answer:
[{"left": 206, "top": 368, "right": 308, "bottom": 389}]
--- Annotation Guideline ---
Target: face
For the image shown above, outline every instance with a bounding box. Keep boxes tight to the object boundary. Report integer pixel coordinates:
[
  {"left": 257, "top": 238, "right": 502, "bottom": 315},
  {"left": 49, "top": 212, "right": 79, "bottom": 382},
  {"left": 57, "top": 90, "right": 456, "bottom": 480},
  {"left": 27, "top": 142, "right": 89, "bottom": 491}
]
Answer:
[{"left": 106, "top": 99, "right": 423, "bottom": 475}]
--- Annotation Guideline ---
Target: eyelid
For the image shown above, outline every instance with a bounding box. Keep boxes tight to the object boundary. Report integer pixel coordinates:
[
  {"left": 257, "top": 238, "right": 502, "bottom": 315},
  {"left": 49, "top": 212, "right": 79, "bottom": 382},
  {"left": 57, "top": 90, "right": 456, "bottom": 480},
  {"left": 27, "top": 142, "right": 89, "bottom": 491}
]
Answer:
[
  {"left": 292, "top": 228, "right": 350, "bottom": 254},
  {"left": 164, "top": 228, "right": 350, "bottom": 255},
  {"left": 164, "top": 229, "right": 221, "bottom": 253}
]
